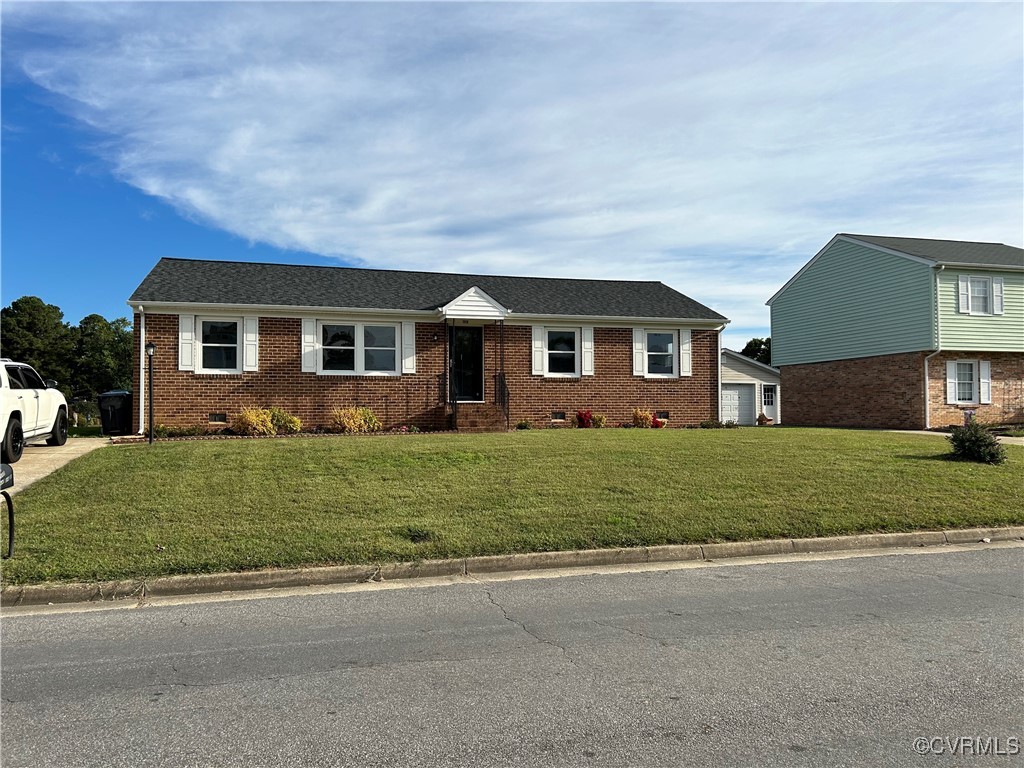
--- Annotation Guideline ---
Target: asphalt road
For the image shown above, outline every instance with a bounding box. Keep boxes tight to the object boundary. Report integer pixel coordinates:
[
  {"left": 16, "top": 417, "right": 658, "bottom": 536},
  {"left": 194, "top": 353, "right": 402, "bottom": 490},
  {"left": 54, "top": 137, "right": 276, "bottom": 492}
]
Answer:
[{"left": 2, "top": 547, "right": 1022, "bottom": 767}]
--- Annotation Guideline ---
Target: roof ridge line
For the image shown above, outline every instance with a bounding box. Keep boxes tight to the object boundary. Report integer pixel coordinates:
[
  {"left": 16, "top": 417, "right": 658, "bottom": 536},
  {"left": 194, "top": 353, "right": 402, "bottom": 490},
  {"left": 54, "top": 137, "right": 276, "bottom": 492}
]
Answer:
[{"left": 154, "top": 257, "right": 669, "bottom": 285}]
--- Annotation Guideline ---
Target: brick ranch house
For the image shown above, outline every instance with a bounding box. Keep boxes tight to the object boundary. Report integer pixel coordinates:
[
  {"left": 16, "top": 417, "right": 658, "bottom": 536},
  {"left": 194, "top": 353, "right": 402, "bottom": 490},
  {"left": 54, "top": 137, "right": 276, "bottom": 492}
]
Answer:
[
  {"left": 128, "top": 258, "right": 729, "bottom": 432},
  {"left": 768, "top": 234, "right": 1024, "bottom": 429}
]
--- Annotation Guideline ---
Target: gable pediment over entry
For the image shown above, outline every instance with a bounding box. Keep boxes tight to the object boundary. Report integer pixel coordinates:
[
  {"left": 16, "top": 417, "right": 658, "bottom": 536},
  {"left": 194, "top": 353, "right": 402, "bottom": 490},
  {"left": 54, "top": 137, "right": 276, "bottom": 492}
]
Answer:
[{"left": 439, "top": 286, "right": 509, "bottom": 320}]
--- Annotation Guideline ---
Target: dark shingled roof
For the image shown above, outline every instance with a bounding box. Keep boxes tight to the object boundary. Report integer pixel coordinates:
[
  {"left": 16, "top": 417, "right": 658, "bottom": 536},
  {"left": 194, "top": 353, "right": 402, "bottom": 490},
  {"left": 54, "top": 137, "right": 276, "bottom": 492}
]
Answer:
[
  {"left": 129, "top": 258, "right": 727, "bottom": 320},
  {"left": 844, "top": 234, "right": 1024, "bottom": 269}
]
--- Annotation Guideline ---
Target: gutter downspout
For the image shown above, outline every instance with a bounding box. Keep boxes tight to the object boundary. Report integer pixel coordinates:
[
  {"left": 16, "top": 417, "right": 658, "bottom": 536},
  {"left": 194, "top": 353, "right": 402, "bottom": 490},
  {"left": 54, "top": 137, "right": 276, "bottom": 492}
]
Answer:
[
  {"left": 137, "top": 306, "right": 146, "bottom": 435},
  {"left": 923, "top": 266, "right": 944, "bottom": 430},
  {"left": 715, "top": 324, "right": 725, "bottom": 422}
]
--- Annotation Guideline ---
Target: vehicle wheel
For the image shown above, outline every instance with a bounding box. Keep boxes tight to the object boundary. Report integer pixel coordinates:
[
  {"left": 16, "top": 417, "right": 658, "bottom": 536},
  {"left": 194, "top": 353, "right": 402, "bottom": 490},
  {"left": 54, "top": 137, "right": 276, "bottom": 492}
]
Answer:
[
  {"left": 46, "top": 410, "right": 69, "bottom": 446},
  {"left": 2, "top": 418, "right": 24, "bottom": 464}
]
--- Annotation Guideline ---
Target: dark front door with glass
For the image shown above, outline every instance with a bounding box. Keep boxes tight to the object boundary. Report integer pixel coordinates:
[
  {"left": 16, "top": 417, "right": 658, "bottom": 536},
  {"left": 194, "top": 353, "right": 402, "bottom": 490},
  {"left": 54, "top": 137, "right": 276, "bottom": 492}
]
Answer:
[{"left": 450, "top": 326, "right": 484, "bottom": 402}]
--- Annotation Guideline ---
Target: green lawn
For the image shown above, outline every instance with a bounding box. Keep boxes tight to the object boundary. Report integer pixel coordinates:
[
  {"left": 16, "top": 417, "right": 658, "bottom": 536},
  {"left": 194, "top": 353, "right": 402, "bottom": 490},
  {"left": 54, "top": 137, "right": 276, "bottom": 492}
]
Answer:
[{"left": 2, "top": 429, "right": 1021, "bottom": 585}]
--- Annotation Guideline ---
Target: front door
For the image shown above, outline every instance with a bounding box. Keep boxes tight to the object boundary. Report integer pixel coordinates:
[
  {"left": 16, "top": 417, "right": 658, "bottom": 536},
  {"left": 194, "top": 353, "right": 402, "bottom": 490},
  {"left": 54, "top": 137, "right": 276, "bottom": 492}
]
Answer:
[
  {"left": 450, "top": 326, "right": 484, "bottom": 402},
  {"left": 762, "top": 385, "right": 778, "bottom": 422}
]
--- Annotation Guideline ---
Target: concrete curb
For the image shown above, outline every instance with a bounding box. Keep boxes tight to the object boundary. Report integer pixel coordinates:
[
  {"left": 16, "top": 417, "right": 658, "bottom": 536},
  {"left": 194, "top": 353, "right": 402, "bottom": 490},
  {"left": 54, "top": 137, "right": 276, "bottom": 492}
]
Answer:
[{"left": 3, "top": 527, "right": 1022, "bottom": 608}]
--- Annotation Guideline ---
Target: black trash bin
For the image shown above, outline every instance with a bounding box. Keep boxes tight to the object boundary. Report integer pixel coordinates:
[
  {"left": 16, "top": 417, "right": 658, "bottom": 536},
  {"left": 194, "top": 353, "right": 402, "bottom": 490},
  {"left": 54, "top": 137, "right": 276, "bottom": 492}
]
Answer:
[{"left": 98, "top": 390, "right": 133, "bottom": 436}]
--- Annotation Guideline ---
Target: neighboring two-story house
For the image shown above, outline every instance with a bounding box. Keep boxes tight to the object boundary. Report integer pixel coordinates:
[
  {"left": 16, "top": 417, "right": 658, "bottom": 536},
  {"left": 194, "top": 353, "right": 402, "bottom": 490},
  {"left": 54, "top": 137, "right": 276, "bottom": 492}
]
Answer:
[
  {"left": 767, "top": 234, "right": 1024, "bottom": 429},
  {"left": 128, "top": 258, "right": 728, "bottom": 433}
]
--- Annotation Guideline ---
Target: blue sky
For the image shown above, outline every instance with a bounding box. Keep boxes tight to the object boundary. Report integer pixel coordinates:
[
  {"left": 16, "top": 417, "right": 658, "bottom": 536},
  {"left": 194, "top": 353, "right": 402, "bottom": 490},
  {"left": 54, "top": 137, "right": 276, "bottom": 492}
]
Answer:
[{"left": 2, "top": 2, "right": 1022, "bottom": 351}]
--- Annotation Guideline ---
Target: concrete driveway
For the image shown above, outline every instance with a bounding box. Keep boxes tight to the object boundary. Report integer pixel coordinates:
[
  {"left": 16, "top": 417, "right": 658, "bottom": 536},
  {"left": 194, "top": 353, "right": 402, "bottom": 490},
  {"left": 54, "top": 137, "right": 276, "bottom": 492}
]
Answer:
[{"left": 7, "top": 439, "right": 109, "bottom": 495}]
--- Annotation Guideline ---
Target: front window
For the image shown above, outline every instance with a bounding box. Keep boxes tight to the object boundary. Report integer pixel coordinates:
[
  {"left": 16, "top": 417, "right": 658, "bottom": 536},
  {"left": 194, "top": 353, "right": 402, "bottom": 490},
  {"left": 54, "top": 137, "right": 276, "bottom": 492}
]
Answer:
[
  {"left": 199, "top": 319, "right": 240, "bottom": 372},
  {"left": 763, "top": 385, "right": 776, "bottom": 407},
  {"left": 968, "top": 277, "right": 992, "bottom": 315},
  {"left": 955, "top": 362, "right": 975, "bottom": 403},
  {"left": 364, "top": 325, "right": 397, "bottom": 372},
  {"left": 547, "top": 329, "right": 578, "bottom": 375},
  {"left": 319, "top": 321, "right": 399, "bottom": 375},
  {"left": 322, "top": 324, "right": 356, "bottom": 371},
  {"left": 646, "top": 330, "right": 677, "bottom": 377}
]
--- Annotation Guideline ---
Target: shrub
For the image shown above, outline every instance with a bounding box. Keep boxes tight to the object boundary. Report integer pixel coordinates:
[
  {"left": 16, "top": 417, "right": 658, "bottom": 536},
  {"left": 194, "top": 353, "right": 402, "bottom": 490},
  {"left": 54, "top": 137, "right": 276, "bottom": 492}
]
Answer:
[
  {"left": 232, "top": 407, "right": 276, "bottom": 436},
  {"left": 329, "top": 407, "right": 383, "bottom": 434},
  {"left": 592, "top": 414, "right": 607, "bottom": 429},
  {"left": 632, "top": 408, "right": 653, "bottom": 428},
  {"left": 700, "top": 419, "right": 724, "bottom": 429},
  {"left": 575, "top": 409, "right": 594, "bottom": 428},
  {"left": 267, "top": 406, "right": 302, "bottom": 434},
  {"left": 948, "top": 421, "right": 1007, "bottom": 465},
  {"left": 515, "top": 420, "right": 533, "bottom": 430}
]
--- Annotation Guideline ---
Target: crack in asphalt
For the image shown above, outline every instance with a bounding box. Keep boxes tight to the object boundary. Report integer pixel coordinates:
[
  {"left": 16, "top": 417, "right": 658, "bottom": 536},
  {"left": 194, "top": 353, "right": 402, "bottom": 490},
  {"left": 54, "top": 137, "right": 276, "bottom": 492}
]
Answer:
[
  {"left": 590, "top": 619, "right": 678, "bottom": 650},
  {"left": 884, "top": 565, "right": 1023, "bottom": 601},
  {"left": 481, "top": 587, "right": 577, "bottom": 667}
]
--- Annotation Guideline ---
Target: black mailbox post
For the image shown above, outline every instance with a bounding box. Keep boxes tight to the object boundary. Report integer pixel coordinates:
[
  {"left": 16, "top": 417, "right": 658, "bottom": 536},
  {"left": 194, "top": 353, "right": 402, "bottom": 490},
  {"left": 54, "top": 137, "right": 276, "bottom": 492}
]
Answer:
[{"left": 1, "top": 463, "right": 13, "bottom": 559}]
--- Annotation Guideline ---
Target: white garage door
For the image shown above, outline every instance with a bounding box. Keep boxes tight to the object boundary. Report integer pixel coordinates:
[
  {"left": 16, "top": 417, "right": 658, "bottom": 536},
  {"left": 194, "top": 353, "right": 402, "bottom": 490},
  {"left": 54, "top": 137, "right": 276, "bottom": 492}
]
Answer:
[{"left": 722, "top": 384, "right": 756, "bottom": 425}]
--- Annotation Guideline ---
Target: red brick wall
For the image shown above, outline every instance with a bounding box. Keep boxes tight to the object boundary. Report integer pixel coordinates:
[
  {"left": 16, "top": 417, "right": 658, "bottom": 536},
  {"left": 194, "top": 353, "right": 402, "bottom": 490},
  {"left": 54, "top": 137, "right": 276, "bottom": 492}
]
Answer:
[
  {"left": 779, "top": 352, "right": 927, "bottom": 429},
  {"left": 927, "top": 351, "right": 1024, "bottom": 428},
  {"left": 133, "top": 314, "right": 719, "bottom": 431}
]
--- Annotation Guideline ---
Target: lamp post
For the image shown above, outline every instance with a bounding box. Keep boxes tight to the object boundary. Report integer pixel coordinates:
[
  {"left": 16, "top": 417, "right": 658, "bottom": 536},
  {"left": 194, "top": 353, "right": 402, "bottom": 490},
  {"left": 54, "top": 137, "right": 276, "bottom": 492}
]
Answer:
[{"left": 145, "top": 341, "right": 156, "bottom": 445}]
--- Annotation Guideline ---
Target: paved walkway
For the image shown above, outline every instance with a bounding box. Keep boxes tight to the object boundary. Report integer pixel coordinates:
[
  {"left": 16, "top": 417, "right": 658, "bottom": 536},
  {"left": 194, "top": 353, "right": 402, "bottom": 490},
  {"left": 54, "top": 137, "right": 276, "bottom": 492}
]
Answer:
[{"left": 7, "top": 439, "right": 109, "bottom": 495}]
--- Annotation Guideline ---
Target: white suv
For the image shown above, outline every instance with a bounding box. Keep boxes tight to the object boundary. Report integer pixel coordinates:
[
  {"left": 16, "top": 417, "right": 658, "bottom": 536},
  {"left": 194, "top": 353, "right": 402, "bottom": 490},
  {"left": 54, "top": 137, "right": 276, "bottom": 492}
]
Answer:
[{"left": 0, "top": 359, "right": 69, "bottom": 463}]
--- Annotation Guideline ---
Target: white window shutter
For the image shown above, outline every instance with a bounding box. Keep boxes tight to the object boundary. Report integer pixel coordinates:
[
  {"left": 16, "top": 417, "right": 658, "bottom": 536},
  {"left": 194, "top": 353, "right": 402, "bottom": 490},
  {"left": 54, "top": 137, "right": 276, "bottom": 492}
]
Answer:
[
  {"left": 301, "top": 319, "right": 317, "bottom": 373},
  {"left": 242, "top": 317, "right": 259, "bottom": 371},
  {"left": 945, "top": 361, "right": 957, "bottom": 404},
  {"left": 993, "top": 278, "right": 1004, "bottom": 315},
  {"left": 958, "top": 275, "right": 970, "bottom": 314},
  {"left": 632, "top": 329, "right": 645, "bottom": 376},
  {"left": 531, "top": 326, "right": 545, "bottom": 375},
  {"left": 178, "top": 314, "right": 195, "bottom": 371},
  {"left": 679, "top": 329, "right": 692, "bottom": 376},
  {"left": 979, "top": 360, "right": 992, "bottom": 404},
  {"left": 401, "top": 321, "right": 416, "bottom": 374},
  {"left": 581, "top": 326, "right": 594, "bottom": 376}
]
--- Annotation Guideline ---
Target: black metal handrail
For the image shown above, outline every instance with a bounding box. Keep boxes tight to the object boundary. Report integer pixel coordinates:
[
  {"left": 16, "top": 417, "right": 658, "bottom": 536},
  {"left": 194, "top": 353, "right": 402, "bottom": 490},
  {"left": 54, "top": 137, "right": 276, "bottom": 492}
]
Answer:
[{"left": 495, "top": 372, "right": 510, "bottom": 431}]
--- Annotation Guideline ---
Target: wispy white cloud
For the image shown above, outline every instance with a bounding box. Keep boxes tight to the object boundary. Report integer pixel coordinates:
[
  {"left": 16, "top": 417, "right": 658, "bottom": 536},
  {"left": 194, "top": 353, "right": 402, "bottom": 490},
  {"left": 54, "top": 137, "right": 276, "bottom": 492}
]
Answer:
[{"left": 3, "top": 2, "right": 1022, "bottom": 348}]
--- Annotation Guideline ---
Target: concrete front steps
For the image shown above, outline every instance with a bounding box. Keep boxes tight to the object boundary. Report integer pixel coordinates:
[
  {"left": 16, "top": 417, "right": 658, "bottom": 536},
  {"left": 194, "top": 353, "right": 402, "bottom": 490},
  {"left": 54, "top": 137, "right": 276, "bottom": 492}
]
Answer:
[{"left": 455, "top": 403, "right": 508, "bottom": 432}]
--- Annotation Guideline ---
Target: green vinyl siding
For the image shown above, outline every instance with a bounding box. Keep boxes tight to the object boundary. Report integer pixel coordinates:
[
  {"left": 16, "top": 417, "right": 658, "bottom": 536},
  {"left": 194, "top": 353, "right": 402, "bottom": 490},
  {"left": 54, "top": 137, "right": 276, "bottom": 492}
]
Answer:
[
  {"left": 771, "top": 239, "right": 934, "bottom": 366},
  {"left": 938, "top": 269, "right": 1024, "bottom": 352}
]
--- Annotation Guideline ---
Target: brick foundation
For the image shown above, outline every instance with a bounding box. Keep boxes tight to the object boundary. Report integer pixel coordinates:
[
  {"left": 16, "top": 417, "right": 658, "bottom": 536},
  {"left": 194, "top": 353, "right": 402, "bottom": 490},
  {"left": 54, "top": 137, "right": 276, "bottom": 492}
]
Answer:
[
  {"left": 133, "top": 314, "right": 720, "bottom": 432},
  {"left": 927, "top": 351, "right": 1024, "bottom": 428},
  {"left": 779, "top": 352, "right": 927, "bottom": 429}
]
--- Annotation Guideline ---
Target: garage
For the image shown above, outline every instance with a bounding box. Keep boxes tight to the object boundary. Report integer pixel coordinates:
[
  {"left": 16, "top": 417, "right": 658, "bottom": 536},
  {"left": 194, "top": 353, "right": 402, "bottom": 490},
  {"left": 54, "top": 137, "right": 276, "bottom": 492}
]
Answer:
[
  {"left": 721, "top": 383, "right": 756, "bottom": 425},
  {"left": 720, "top": 349, "right": 782, "bottom": 425}
]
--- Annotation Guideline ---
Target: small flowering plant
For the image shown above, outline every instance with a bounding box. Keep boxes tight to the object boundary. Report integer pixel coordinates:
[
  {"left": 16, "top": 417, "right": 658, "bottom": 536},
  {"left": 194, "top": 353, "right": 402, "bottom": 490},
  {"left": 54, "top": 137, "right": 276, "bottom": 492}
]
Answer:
[{"left": 576, "top": 409, "right": 594, "bottom": 429}]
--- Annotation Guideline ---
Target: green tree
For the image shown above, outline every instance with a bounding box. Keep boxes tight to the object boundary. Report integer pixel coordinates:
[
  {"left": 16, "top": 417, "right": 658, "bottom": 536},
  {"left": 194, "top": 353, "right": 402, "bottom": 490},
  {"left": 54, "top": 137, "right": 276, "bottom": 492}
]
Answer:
[
  {"left": 73, "top": 314, "right": 133, "bottom": 398},
  {"left": 739, "top": 337, "right": 772, "bottom": 366},
  {"left": 0, "top": 296, "right": 75, "bottom": 391}
]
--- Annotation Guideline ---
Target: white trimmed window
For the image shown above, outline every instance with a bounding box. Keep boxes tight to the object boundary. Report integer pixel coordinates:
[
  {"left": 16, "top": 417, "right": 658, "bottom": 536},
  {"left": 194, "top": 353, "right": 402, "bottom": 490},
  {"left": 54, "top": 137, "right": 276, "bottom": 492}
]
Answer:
[
  {"left": 633, "top": 328, "right": 691, "bottom": 378},
  {"left": 530, "top": 326, "right": 593, "bottom": 377},
  {"left": 317, "top": 321, "right": 400, "bottom": 375},
  {"left": 645, "top": 331, "right": 676, "bottom": 377},
  {"left": 958, "top": 275, "right": 1004, "bottom": 316},
  {"left": 946, "top": 359, "right": 992, "bottom": 405},
  {"left": 197, "top": 318, "right": 242, "bottom": 373},
  {"left": 546, "top": 328, "right": 579, "bottom": 377}
]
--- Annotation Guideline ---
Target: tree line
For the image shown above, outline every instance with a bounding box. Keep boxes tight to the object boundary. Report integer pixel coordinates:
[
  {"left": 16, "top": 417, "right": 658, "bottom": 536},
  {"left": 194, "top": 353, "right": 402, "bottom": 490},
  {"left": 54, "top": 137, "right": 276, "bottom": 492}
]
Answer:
[{"left": 1, "top": 296, "right": 132, "bottom": 414}]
